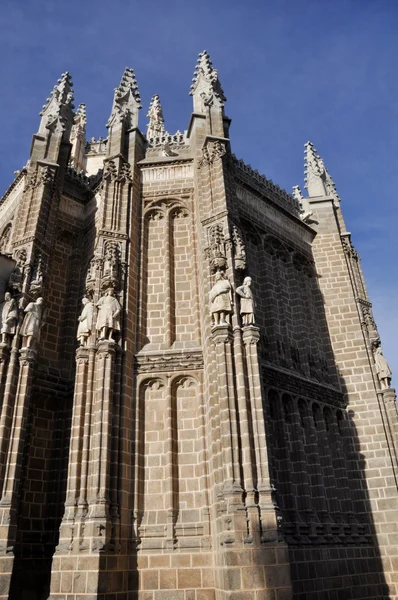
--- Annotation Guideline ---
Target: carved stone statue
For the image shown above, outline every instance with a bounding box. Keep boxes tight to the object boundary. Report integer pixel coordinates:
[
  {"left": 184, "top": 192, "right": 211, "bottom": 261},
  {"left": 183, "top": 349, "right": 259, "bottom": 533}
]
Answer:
[
  {"left": 96, "top": 288, "right": 121, "bottom": 340},
  {"left": 77, "top": 297, "right": 93, "bottom": 346},
  {"left": 236, "top": 277, "right": 255, "bottom": 326},
  {"left": 209, "top": 270, "right": 232, "bottom": 326},
  {"left": 374, "top": 345, "right": 392, "bottom": 390},
  {"left": 0, "top": 292, "right": 18, "bottom": 344},
  {"left": 20, "top": 297, "right": 44, "bottom": 348}
]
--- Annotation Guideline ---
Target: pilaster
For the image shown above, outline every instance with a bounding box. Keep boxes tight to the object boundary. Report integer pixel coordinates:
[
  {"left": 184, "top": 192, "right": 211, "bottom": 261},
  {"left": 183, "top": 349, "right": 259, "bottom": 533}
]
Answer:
[{"left": 0, "top": 348, "right": 37, "bottom": 600}]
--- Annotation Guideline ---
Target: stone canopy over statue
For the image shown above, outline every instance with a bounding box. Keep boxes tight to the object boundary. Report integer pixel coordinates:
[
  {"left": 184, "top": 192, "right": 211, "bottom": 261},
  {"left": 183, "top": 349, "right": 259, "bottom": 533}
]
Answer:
[
  {"left": 96, "top": 287, "right": 121, "bottom": 340},
  {"left": 209, "top": 270, "right": 232, "bottom": 326}
]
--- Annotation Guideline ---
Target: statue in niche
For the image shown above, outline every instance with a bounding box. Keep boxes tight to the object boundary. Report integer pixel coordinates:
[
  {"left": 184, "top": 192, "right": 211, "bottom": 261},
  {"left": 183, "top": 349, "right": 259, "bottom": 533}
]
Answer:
[
  {"left": 21, "top": 297, "right": 45, "bottom": 348},
  {"left": 77, "top": 297, "right": 93, "bottom": 346},
  {"left": 373, "top": 344, "right": 392, "bottom": 390},
  {"left": 236, "top": 277, "right": 255, "bottom": 326},
  {"left": 209, "top": 270, "right": 232, "bottom": 326},
  {"left": 0, "top": 293, "right": 18, "bottom": 345},
  {"left": 96, "top": 287, "right": 121, "bottom": 341}
]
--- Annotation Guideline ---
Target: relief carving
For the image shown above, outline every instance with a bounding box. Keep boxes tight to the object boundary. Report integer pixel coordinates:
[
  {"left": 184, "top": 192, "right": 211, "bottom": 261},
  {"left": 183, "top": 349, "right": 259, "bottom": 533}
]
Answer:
[
  {"left": 199, "top": 140, "right": 226, "bottom": 168},
  {"left": 206, "top": 223, "right": 227, "bottom": 272},
  {"left": 232, "top": 225, "right": 246, "bottom": 271}
]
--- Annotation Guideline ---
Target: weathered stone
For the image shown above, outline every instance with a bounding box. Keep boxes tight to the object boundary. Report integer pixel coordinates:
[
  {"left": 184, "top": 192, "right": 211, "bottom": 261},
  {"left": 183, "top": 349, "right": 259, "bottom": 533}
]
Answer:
[{"left": 0, "top": 52, "right": 396, "bottom": 600}]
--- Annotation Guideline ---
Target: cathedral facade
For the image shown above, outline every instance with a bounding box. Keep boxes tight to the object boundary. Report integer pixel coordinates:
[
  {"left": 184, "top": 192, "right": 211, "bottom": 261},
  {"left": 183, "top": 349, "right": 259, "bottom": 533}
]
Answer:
[{"left": 0, "top": 51, "right": 397, "bottom": 600}]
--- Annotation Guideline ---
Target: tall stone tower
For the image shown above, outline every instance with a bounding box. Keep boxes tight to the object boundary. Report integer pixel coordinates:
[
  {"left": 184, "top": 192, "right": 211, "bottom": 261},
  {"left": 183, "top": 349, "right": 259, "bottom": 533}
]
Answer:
[{"left": 0, "top": 52, "right": 397, "bottom": 600}]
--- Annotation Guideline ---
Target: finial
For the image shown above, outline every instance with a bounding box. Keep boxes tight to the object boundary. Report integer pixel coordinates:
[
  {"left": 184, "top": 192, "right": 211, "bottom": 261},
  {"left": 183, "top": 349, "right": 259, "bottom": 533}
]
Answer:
[
  {"left": 75, "top": 103, "right": 87, "bottom": 126},
  {"left": 190, "top": 50, "right": 226, "bottom": 112},
  {"left": 146, "top": 94, "right": 165, "bottom": 139},
  {"left": 107, "top": 67, "right": 141, "bottom": 129},
  {"left": 304, "top": 141, "right": 340, "bottom": 202},
  {"left": 38, "top": 72, "right": 75, "bottom": 137}
]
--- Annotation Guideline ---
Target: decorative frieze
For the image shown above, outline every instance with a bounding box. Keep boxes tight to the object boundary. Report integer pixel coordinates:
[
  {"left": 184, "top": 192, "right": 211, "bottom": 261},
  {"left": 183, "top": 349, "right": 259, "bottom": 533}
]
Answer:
[
  {"left": 135, "top": 351, "right": 203, "bottom": 373},
  {"left": 141, "top": 162, "right": 193, "bottom": 182}
]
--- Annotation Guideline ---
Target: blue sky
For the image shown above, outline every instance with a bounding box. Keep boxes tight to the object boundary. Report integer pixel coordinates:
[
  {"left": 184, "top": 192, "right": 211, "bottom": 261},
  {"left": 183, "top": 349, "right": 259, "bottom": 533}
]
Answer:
[{"left": 0, "top": 0, "right": 397, "bottom": 379}]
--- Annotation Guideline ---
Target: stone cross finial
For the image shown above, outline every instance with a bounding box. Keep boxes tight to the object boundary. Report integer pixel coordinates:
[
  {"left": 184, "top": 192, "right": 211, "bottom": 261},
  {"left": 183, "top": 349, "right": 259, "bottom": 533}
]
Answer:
[{"left": 146, "top": 95, "right": 165, "bottom": 139}]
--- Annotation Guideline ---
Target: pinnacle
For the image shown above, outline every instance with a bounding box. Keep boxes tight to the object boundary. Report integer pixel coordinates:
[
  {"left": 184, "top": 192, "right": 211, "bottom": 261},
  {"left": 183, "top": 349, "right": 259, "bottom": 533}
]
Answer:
[
  {"left": 116, "top": 66, "right": 141, "bottom": 108},
  {"left": 190, "top": 50, "right": 226, "bottom": 103},
  {"left": 292, "top": 185, "right": 304, "bottom": 202},
  {"left": 75, "top": 103, "right": 87, "bottom": 124},
  {"left": 147, "top": 94, "right": 162, "bottom": 116},
  {"left": 40, "top": 71, "right": 74, "bottom": 116},
  {"left": 304, "top": 141, "right": 340, "bottom": 201},
  {"left": 147, "top": 94, "right": 166, "bottom": 138},
  {"left": 304, "top": 141, "right": 323, "bottom": 181}
]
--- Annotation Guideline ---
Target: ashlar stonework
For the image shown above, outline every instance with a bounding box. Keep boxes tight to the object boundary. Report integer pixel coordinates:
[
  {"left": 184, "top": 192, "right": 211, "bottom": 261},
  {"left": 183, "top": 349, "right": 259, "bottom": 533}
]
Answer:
[{"left": 0, "top": 52, "right": 397, "bottom": 600}]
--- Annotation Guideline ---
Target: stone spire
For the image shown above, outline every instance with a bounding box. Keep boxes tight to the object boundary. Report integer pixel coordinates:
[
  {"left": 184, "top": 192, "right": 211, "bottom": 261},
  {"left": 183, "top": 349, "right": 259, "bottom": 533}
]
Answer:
[
  {"left": 70, "top": 103, "right": 87, "bottom": 172},
  {"left": 107, "top": 67, "right": 141, "bottom": 130},
  {"left": 190, "top": 50, "right": 226, "bottom": 114},
  {"left": 304, "top": 141, "right": 340, "bottom": 202},
  {"left": 146, "top": 94, "right": 165, "bottom": 139},
  {"left": 38, "top": 72, "right": 75, "bottom": 139}
]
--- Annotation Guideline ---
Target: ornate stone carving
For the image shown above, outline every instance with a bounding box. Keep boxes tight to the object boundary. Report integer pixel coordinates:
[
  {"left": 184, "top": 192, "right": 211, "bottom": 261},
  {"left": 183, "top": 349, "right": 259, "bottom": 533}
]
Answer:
[
  {"left": 38, "top": 165, "right": 57, "bottom": 187},
  {"left": 20, "top": 297, "right": 45, "bottom": 348},
  {"left": 261, "top": 366, "right": 345, "bottom": 409},
  {"left": 199, "top": 140, "right": 226, "bottom": 167},
  {"left": 85, "top": 254, "right": 100, "bottom": 297},
  {"left": 232, "top": 156, "right": 300, "bottom": 217},
  {"left": 147, "top": 94, "right": 165, "bottom": 139},
  {"left": 236, "top": 277, "right": 254, "bottom": 326},
  {"left": 206, "top": 223, "right": 227, "bottom": 272},
  {"left": 135, "top": 351, "right": 203, "bottom": 374},
  {"left": 292, "top": 185, "right": 313, "bottom": 223},
  {"left": 103, "top": 159, "right": 118, "bottom": 183},
  {"left": 358, "top": 299, "right": 379, "bottom": 344},
  {"left": 0, "top": 224, "right": 12, "bottom": 254},
  {"left": 24, "top": 172, "right": 38, "bottom": 191},
  {"left": 373, "top": 343, "right": 392, "bottom": 390},
  {"left": 29, "top": 252, "right": 44, "bottom": 296},
  {"left": 8, "top": 248, "right": 27, "bottom": 293},
  {"left": 341, "top": 235, "right": 358, "bottom": 260},
  {"left": 102, "top": 241, "right": 122, "bottom": 291},
  {"left": 232, "top": 225, "right": 246, "bottom": 270},
  {"left": 77, "top": 297, "right": 93, "bottom": 347},
  {"left": 209, "top": 270, "right": 233, "bottom": 326},
  {"left": 0, "top": 293, "right": 18, "bottom": 345},
  {"left": 96, "top": 287, "right": 121, "bottom": 341},
  {"left": 118, "top": 162, "right": 132, "bottom": 184}
]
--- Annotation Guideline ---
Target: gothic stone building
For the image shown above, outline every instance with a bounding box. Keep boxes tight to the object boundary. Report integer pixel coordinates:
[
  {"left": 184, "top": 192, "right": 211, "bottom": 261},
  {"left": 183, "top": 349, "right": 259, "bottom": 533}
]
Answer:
[{"left": 0, "top": 52, "right": 397, "bottom": 600}]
